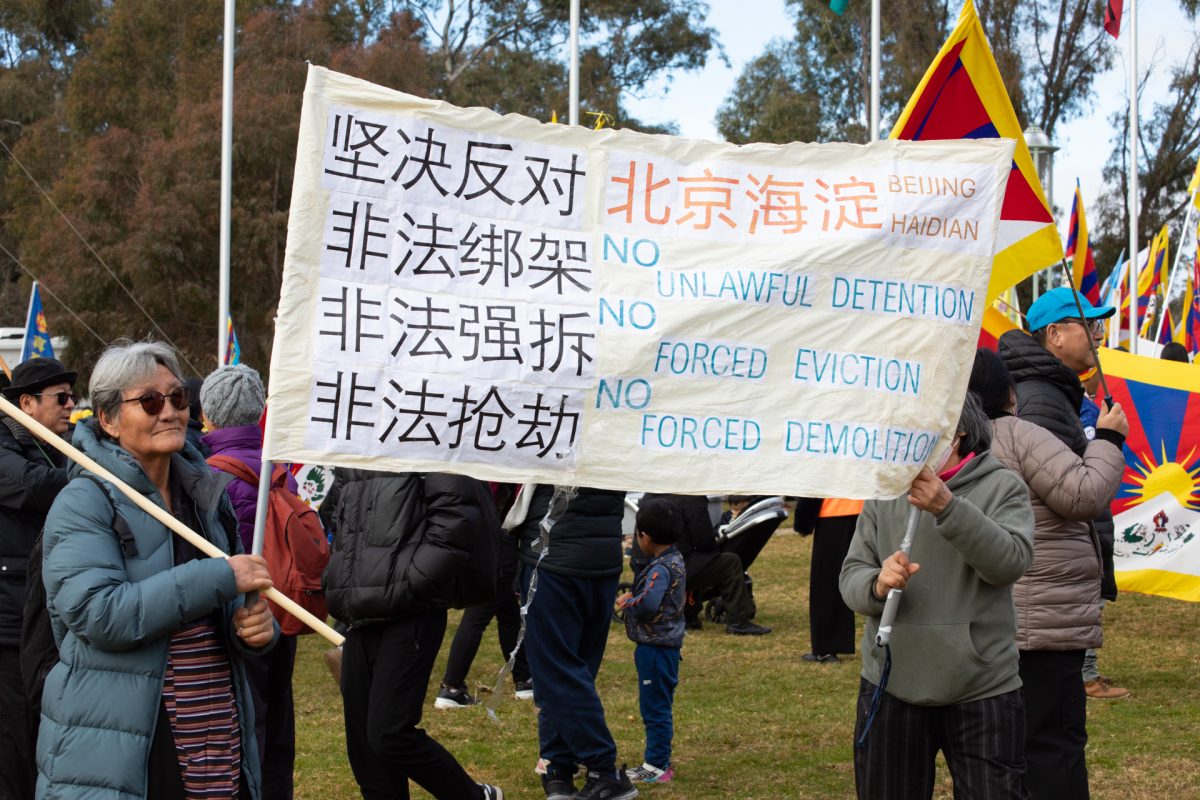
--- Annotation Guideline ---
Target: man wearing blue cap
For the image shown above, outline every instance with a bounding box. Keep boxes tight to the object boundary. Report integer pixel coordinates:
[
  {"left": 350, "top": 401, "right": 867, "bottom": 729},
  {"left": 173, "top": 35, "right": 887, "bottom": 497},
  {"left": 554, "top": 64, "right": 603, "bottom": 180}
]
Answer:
[{"left": 997, "top": 286, "right": 1129, "bottom": 800}]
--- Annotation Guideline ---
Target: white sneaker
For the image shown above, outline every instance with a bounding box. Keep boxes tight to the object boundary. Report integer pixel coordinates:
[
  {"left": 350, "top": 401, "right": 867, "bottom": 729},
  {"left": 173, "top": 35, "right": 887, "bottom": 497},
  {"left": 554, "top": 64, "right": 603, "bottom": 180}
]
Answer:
[{"left": 514, "top": 679, "right": 534, "bottom": 700}]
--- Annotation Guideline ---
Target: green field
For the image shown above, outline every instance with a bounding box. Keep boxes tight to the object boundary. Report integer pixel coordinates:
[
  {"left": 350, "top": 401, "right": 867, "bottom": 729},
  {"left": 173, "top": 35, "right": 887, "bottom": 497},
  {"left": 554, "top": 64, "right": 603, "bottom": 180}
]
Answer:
[{"left": 292, "top": 532, "right": 1200, "bottom": 799}]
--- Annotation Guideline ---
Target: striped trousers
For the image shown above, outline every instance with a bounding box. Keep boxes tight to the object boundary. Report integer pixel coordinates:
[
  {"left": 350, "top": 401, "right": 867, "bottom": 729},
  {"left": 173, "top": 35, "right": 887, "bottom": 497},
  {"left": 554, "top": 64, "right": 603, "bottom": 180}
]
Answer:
[{"left": 853, "top": 678, "right": 1029, "bottom": 800}]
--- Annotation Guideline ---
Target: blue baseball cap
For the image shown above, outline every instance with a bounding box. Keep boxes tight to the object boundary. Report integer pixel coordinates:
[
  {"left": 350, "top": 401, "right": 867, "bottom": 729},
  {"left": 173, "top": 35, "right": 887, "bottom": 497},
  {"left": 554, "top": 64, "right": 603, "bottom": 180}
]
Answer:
[{"left": 1026, "top": 286, "right": 1115, "bottom": 332}]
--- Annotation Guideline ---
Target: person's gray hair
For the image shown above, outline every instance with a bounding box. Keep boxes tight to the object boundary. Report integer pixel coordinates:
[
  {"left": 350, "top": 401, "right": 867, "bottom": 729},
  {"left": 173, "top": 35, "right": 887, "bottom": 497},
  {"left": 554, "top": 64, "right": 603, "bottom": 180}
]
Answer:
[
  {"left": 955, "top": 390, "right": 992, "bottom": 455},
  {"left": 201, "top": 364, "right": 265, "bottom": 429},
  {"left": 90, "top": 340, "right": 184, "bottom": 422}
]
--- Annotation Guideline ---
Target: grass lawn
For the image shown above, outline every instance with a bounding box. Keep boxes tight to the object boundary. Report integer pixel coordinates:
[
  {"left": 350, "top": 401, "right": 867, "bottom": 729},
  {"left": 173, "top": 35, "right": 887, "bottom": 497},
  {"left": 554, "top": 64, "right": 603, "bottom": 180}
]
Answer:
[{"left": 292, "top": 531, "right": 1200, "bottom": 799}]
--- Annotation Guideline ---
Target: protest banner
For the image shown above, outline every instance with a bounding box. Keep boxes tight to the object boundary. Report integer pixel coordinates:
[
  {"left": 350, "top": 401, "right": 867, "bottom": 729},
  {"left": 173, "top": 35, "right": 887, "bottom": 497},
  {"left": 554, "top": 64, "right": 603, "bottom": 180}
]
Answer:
[
  {"left": 262, "top": 66, "right": 1015, "bottom": 498},
  {"left": 1105, "top": 348, "right": 1200, "bottom": 602}
]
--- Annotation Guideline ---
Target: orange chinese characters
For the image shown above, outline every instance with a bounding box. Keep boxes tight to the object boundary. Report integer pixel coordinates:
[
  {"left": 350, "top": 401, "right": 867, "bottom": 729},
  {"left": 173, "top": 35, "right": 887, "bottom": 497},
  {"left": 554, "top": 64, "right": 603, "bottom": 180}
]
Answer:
[
  {"left": 675, "top": 168, "right": 739, "bottom": 230},
  {"left": 812, "top": 176, "right": 883, "bottom": 232},
  {"left": 745, "top": 174, "right": 807, "bottom": 234},
  {"left": 607, "top": 160, "right": 672, "bottom": 224}
]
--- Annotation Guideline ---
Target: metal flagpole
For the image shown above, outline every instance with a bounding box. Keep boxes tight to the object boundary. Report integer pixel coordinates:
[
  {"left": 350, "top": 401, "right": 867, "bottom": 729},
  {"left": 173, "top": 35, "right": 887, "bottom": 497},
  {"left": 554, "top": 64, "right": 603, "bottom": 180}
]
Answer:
[
  {"left": 568, "top": 0, "right": 580, "bottom": 126},
  {"left": 870, "top": 0, "right": 880, "bottom": 140},
  {"left": 1153, "top": 200, "right": 1196, "bottom": 342},
  {"left": 218, "top": 0, "right": 235, "bottom": 365},
  {"left": 1127, "top": 0, "right": 1140, "bottom": 353}
]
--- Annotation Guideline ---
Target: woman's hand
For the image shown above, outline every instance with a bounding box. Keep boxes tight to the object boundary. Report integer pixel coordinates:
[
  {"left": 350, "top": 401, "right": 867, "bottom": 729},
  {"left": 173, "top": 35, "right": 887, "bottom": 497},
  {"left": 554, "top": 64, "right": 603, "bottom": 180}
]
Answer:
[
  {"left": 908, "top": 467, "right": 953, "bottom": 515},
  {"left": 873, "top": 550, "right": 920, "bottom": 600},
  {"left": 233, "top": 596, "right": 275, "bottom": 649},
  {"left": 227, "top": 554, "right": 272, "bottom": 593}
]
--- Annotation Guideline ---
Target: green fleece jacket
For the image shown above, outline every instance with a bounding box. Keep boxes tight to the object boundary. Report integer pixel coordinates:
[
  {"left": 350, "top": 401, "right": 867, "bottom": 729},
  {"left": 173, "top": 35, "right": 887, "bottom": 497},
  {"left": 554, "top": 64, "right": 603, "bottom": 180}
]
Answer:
[{"left": 839, "top": 451, "right": 1035, "bottom": 705}]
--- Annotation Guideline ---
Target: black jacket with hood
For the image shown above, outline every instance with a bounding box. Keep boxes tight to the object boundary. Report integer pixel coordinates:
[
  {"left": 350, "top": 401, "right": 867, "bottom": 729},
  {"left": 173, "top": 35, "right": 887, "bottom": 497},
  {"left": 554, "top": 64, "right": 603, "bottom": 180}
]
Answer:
[{"left": 323, "top": 469, "right": 499, "bottom": 626}]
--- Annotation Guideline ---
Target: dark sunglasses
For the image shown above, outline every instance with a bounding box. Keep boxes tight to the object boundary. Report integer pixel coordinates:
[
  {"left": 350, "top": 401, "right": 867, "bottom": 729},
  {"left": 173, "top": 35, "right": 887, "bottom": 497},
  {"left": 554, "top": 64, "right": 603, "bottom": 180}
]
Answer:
[
  {"left": 122, "top": 386, "right": 191, "bottom": 416},
  {"left": 32, "top": 391, "right": 76, "bottom": 406}
]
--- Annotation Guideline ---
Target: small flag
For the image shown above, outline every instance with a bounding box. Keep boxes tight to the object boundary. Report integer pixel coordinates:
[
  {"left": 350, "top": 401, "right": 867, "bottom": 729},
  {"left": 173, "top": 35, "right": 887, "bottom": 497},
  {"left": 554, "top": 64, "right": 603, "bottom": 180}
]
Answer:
[
  {"left": 1104, "top": 0, "right": 1123, "bottom": 39},
  {"left": 1180, "top": 252, "right": 1200, "bottom": 353},
  {"left": 891, "top": 0, "right": 1063, "bottom": 303},
  {"left": 1188, "top": 152, "right": 1200, "bottom": 210},
  {"left": 225, "top": 316, "right": 241, "bottom": 365},
  {"left": 1157, "top": 303, "right": 1175, "bottom": 346},
  {"left": 1121, "top": 226, "right": 1168, "bottom": 331},
  {"left": 830, "top": 0, "right": 848, "bottom": 14},
  {"left": 1066, "top": 180, "right": 1100, "bottom": 305},
  {"left": 21, "top": 282, "right": 54, "bottom": 362}
]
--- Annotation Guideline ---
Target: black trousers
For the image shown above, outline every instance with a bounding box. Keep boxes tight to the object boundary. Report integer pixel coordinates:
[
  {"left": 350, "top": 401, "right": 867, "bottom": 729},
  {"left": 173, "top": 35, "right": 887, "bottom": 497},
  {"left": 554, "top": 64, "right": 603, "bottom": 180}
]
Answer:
[
  {"left": 853, "top": 679, "right": 1029, "bottom": 800},
  {"left": 442, "top": 544, "right": 529, "bottom": 688},
  {"left": 686, "top": 553, "right": 756, "bottom": 625},
  {"left": 1019, "top": 649, "right": 1089, "bottom": 800},
  {"left": 0, "top": 646, "right": 34, "bottom": 800},
  {"left": 242, "top": 634, "right": 297, "bottom": 800},
  {"left": 341, "top": 611, "right": 481, "bottom": 800},
  {"left": 809, "top": 515, "right": 857, "bottom": 655}
]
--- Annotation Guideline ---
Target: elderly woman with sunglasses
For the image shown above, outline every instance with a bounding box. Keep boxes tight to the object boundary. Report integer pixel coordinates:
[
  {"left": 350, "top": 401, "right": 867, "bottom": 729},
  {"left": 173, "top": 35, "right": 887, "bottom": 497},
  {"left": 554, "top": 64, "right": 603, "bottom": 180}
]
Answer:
[{"left": 38, "top": 341, "right": 278, "bottom": 800}]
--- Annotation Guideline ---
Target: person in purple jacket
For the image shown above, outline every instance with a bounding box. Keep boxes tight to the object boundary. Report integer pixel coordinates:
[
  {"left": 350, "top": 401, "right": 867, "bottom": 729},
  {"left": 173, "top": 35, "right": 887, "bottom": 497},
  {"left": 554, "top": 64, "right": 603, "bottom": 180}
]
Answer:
[{"left": 201, "top": 364, "right": 298, "bottom": 800}]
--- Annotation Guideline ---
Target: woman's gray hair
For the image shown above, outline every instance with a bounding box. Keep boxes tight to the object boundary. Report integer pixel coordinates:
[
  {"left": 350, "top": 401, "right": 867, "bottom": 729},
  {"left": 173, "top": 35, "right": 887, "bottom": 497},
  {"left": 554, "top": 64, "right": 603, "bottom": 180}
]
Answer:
[
  {"left": 91, "top": 341, "right": 184, "bottom": 422},
  {"left": 955, "top": 390, "right": 992, "bottom": 455}
]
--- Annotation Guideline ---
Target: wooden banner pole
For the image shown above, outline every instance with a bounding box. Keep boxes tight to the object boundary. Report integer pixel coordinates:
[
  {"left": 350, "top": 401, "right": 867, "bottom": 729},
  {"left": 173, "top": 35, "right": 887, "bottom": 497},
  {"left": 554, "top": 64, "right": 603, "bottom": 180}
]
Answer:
[{"left": 0, "top": 394, "right": 343, "bottom": 647}]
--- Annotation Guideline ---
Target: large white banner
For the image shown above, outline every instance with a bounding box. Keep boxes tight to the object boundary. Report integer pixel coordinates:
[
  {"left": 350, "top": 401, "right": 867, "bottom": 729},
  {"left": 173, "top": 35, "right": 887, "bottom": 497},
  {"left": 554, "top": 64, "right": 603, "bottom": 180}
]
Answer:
[{"left": 263, "top": 65, "right": 1015, "bottom": 498}]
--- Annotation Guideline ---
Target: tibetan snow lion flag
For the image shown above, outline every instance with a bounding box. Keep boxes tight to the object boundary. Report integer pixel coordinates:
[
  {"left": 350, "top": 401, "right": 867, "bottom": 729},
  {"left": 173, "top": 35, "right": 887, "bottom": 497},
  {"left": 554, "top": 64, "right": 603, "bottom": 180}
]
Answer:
[
  {"left": 1104, "top": 348, "right": 1200, "bottom": 602},
  {"left": 892, "top": 0, "right": 1062, "bottom": 304}
]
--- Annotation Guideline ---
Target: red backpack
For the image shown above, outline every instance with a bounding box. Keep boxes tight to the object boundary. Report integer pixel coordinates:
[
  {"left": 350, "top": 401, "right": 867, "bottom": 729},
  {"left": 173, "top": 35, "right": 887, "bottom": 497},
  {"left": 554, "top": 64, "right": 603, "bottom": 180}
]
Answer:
[{"left": 207, "top": 455, "right": 330, "bottom": 635}]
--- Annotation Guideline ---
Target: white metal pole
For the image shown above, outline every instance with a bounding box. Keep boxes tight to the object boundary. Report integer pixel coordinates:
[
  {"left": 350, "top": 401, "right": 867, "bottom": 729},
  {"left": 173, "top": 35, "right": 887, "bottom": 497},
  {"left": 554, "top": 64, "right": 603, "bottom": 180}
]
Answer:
[
  {"left": 568, "top": 0, "right": 580, "bottom": 126},
  {"left": 870, "top": 0, "right": 880, "bottom": 140},
  {"left": 218, "top": 0, "right": 235, "bottom": 365},
  {"left": 1127, "top": 0, "right": 1140, "bottom": 352}
]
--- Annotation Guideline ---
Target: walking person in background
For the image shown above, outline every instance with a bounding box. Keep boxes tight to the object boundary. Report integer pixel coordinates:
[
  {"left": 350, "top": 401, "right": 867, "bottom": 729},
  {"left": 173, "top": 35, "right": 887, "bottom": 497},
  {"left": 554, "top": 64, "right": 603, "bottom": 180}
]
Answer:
[
  {"left": 323, "top": 467, "right": 504, "bottom": 800},
  {"left": 0, "top": 357, "right": 75, "bottom": 800},
  {"left": 202, "top": 364, "right": 299, "bottom": 799},
  {"left": 617, "top": 498, "right": 686, "bottom": 785},
  {"left": 511, "top": 485, "right": 637, "bottom": 800},
  {"left": 435, "top": 483, "right": 533, "bottom": 709},
  {"left": 794, "top": 497, "right": 861, "bottom": 663}
]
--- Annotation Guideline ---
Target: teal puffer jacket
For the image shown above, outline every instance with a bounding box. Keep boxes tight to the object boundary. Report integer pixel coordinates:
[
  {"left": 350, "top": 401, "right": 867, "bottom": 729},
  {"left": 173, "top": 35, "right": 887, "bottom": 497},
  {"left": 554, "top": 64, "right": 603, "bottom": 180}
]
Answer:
[{"left": 37, "top": 418, "right": 275, "bottom": 799}]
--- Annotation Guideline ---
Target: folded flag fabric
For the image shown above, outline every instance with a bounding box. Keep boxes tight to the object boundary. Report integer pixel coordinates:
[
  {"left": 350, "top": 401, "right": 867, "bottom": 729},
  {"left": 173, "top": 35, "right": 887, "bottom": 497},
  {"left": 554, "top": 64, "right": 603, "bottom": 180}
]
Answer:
[
  {"left": 1104, "top": 0, "right": 1123, "bottom": 39},
  {"left": 891, "top": 0, "right": 1062, "bottom": 303},
  {"left": 1066, "top": 181, "right": 1100, "bottom": 305}
]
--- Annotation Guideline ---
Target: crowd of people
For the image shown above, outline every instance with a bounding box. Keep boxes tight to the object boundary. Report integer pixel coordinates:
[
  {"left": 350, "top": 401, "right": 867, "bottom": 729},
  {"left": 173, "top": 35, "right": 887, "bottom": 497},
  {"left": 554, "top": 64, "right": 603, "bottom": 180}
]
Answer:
[{"left": 0, "top": 282, "right": 1156, "bottom": 800}]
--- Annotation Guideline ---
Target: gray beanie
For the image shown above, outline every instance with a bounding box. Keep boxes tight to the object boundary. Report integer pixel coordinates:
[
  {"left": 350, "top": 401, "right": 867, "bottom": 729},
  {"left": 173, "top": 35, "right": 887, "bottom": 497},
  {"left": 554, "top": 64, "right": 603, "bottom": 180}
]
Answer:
[{"left": 201, "top": 364, "right": 265, "bottom": 429}]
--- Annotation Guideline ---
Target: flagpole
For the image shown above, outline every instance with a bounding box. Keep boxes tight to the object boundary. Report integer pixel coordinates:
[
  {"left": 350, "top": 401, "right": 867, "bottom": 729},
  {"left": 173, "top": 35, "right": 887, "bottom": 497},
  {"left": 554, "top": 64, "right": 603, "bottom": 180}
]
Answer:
[
  {"left": 568, "top": 0, "right": 580, "bottom": 126},
  {"left": 870, "top": 0, "right": 880, "bottom": 140},
  {"left": 218, "top": 0, "right": 235, "bottom": 367},
  {"left": 1153, "top": 199, "right": 1196, "bottom": 342},
  {"left": 1127, "top": 0, "right": 1140, "bottom": 353},
  {"left": 21, "top": 281, "right": 37, "bottom": 363}
]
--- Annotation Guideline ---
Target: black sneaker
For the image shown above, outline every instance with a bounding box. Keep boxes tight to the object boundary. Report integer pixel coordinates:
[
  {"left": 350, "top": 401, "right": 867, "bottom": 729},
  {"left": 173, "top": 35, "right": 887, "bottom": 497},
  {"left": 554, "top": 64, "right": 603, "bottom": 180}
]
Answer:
[
  {"left": 573, "top": 767, "right": 638, "bottom": 800},
  {"left": 479, "top": 784, "right": 504, "bottom": 800},
  {"left": 801, "top": 652, "right": 839, "bottom": 663},
  {"left": 542, "top": 773, "right": 576, "bottom": 800},
  {"left": 434, "top": 683, "right": 475, "bottom": 709},
  {"left": 725, "top": 621, "right": 772, "bottom": 636}
]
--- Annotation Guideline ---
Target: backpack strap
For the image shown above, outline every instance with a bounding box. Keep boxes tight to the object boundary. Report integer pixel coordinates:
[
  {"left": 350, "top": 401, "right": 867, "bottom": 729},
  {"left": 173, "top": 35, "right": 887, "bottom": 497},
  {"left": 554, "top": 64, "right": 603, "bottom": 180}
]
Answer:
[
  {"left": 79, "top": 474, "right": 138, "bottom": 559},
  {"left": 207, "top": 454, "right": 260, "bottom": 487}
]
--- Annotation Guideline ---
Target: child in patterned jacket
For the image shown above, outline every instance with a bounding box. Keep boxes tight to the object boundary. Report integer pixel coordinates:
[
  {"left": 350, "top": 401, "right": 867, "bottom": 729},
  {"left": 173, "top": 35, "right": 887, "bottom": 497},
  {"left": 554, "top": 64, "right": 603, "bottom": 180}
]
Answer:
[{"left": 617, "top": 498, "right": 686, "bottom": 783}]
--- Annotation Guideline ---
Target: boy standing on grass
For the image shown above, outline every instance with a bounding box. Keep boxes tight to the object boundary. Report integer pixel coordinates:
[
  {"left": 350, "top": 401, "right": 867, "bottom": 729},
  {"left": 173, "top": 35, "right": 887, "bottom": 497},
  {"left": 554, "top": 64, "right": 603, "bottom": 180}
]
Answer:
[{"left": 618, "top": 498, "right": 686, "bottom": 784}]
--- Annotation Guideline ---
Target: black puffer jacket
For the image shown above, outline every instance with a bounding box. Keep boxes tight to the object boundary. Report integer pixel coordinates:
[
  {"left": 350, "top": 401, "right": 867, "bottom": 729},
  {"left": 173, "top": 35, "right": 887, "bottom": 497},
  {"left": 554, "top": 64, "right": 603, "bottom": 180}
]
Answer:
[
  {"left": 998, "top": 330, "right": 1087, "bottom": 456},
  {"left": 0, "top": 414, "right": 69, "bottom": 647},
  {"left": 513, "top": 486, "right": 625, "bottom": 578},
  {"left": 324, "top": 469, "right": 499, "bottom": 626}
]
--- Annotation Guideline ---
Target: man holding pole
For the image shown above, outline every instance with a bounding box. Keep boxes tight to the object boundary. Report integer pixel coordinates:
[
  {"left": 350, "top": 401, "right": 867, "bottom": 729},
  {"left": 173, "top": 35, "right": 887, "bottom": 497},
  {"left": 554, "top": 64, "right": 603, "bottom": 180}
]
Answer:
[{"left": 0, "top": 357, "right": 75, "bottom": 800}]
